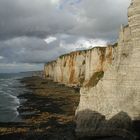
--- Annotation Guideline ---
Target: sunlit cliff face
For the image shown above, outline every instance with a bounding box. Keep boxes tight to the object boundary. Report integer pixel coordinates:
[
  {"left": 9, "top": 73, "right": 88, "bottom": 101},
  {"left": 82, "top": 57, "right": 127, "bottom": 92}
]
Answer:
[{"left": 44, "top": 44, "right": 114, "bottom": 86}]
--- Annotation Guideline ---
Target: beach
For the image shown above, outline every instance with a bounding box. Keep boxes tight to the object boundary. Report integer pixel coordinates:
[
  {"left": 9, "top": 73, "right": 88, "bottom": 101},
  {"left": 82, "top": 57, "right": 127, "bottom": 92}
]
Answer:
[{"left": 0, "top": 76, "right": 80, "bottom": 140}]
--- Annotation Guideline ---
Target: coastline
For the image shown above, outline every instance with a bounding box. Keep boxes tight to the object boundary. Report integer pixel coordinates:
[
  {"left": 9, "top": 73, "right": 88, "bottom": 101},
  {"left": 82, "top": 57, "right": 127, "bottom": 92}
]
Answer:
[
  {"left": 0, "top": 76, "right": 80, "bottom": 140},
  {"left": 0, "top": 74, "right": 29, "bottom": 123}
]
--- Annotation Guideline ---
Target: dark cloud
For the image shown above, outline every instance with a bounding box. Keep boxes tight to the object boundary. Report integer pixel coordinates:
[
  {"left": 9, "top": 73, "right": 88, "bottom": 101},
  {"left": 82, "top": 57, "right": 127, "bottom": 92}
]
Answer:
[
  {"left": 0, "top": 0, "right": 131, "bottom": 40},
  {"left": 0, "top": 36, "right": 79, "bottom": 65},
  {"left": 0, "top": 0, "right": 76, "bottom": 40}
]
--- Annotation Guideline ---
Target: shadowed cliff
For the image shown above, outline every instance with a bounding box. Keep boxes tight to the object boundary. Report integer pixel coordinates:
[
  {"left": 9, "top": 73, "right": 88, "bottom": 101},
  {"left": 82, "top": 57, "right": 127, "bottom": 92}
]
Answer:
[{"left": 76, "top": 109, "right": 140, "bottom": 140}]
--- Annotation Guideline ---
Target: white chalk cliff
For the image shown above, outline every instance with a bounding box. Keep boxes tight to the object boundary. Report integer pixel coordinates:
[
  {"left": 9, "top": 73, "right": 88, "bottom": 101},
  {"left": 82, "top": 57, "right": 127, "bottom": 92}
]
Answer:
[{"left": 44, "top": 0, "right": 140, "bottom": 139}]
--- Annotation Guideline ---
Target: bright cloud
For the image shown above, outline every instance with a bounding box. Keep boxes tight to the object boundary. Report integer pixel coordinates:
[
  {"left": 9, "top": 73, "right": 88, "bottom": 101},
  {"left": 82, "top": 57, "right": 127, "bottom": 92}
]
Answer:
[
  {"left": 51, "top": 0, "right": 60, "bottom": 4},
  {"left": 0, "top": 56, "right": 4, "bottom": 59},
  {"left": 44, "top": 36, "right": 57, "bottom": 44}
]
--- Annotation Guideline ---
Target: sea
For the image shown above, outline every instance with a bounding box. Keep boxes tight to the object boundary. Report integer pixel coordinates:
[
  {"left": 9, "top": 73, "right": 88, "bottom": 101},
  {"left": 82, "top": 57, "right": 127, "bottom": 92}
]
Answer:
[{"left": 0, "top": 73, "right": 32, "bottom": 122}]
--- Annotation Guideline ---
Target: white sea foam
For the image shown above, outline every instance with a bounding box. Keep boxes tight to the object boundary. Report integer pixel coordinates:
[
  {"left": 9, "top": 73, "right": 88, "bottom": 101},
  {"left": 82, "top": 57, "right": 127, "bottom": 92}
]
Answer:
[{"left": 0, "top": 74, "right": 29, "bottom": 122}]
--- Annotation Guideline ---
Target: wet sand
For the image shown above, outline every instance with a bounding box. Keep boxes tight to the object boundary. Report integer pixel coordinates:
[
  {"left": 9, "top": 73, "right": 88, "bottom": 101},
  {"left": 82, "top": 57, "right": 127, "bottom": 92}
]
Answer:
[{"left": 0, "top": 76, "right": 80, "bottom": 140}]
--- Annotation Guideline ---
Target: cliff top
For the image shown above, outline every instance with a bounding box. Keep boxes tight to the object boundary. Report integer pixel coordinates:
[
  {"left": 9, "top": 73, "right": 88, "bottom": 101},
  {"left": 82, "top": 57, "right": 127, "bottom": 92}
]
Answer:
[
  {"left": 45, "top": 42, "right": 117, "bottom": 65},
  {"left": 59, "top": 42, "right": 117, "bottom": 58}
]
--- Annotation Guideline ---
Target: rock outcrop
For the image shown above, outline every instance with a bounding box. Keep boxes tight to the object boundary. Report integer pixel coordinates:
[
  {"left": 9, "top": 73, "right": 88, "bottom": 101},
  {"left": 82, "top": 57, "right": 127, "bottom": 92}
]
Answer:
[{"left": 44, "top": 0, "right": 140, "bottom": 139}]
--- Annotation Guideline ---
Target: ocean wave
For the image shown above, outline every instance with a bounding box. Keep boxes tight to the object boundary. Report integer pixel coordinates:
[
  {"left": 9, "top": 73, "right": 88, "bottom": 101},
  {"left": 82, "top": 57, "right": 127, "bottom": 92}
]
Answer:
[{"left": 0, "top": 74, "right": 28, "bottom": 122}]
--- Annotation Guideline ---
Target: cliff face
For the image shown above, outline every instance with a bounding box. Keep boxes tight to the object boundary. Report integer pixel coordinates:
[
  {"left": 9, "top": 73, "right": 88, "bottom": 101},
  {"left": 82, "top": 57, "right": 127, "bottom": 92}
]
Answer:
[
  {"left": 44, "top": 0, "right": 140, "bottom": 139},
  {"left": 44, "top": 46, "right": 114, "bottom": 87},
  {"left": 76, "top": 0, "right": 140, "bottom": 138}
]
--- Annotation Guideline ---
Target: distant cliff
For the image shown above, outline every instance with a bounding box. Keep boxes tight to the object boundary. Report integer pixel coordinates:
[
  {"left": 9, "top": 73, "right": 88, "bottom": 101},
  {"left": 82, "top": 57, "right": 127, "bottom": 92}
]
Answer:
[
  {"left": 44, "top": 0, "right": 140, "bottom": 139},
  {"left": 44, "top": 45, "right": 114, "bottom": 87}
]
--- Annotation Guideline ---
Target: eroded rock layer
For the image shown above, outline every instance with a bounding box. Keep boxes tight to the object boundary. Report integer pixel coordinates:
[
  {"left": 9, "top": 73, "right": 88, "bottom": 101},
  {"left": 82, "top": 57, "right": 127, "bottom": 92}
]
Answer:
[{"left": 44, "top": 0, "right": 140, "bottom": 139}]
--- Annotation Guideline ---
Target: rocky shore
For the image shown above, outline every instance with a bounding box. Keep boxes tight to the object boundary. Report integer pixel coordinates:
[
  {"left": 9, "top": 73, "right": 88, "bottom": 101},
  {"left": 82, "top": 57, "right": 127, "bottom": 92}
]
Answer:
[
  {"left": 1, "top": 76, "right": 137, "bottom": 140},
  {"left": 0, "top": 76, "right": 80, "bottom": 140}
]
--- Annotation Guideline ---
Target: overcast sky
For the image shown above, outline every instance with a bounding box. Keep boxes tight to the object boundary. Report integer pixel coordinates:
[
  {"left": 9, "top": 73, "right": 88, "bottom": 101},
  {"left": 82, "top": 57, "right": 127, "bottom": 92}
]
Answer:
[{"left": 0, "top": 0, "right": 131, "bottom": 73}]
